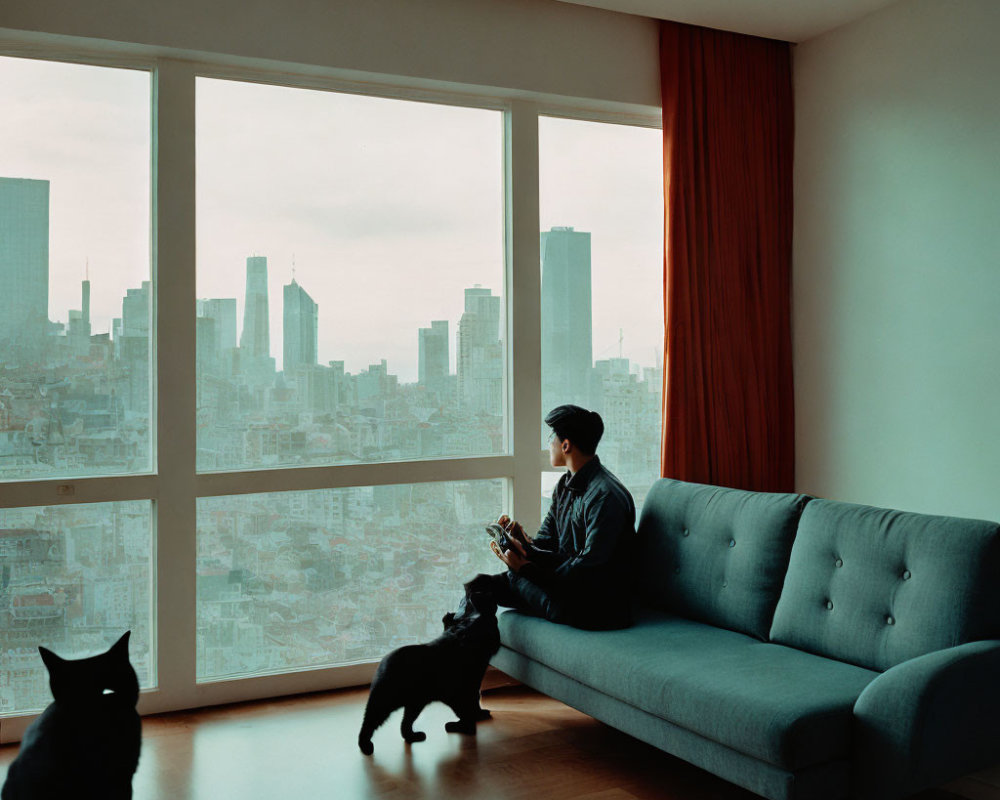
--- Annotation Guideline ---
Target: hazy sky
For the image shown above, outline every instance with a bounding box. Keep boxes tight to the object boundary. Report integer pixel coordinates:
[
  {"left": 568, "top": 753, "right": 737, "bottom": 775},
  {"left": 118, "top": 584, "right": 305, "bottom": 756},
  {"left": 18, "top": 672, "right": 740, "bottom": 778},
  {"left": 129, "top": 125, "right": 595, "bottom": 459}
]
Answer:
[
  {"left": 0, "top": 56, "right": 151, "bottom": 336},
  {"left": 1, "top": 56, "right": 663, "bottom": 383}
]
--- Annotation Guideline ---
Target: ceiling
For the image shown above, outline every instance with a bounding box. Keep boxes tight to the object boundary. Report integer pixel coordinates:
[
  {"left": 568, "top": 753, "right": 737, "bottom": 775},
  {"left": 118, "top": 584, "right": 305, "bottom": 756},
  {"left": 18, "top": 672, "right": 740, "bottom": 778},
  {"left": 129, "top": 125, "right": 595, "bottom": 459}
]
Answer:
[{"left": 555, "top": 0, "right": 902, "bottom": 43}]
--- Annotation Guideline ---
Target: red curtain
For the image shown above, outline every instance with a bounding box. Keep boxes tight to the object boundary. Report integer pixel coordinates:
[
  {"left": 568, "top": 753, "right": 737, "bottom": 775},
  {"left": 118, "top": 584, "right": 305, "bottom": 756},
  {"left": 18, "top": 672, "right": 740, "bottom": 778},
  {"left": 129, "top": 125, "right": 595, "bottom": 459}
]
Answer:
[{"left": 659, "top": 21, "right": 795, "bottom": 492}]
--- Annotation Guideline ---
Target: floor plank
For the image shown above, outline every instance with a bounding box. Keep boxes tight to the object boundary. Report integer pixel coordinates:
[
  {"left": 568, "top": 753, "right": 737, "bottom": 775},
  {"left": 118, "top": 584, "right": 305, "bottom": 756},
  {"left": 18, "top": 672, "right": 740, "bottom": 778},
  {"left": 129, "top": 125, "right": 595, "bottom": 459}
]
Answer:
[{"left": 0, "top": 685, "right": 997, "bottom": 799}]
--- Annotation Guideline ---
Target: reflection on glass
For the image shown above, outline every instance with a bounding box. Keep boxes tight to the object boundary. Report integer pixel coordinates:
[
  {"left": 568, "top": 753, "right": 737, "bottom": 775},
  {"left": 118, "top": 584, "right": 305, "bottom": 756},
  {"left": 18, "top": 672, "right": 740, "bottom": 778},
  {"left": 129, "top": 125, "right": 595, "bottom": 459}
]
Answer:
[
  {"left": 0, "top": 501, "right": 154, "bottom": 715},
  {"left": 0, "top": 57, "right": 152, "bottom": 481},
  {"left": 195, "top": 78, "right": 505, "bottom": 472},
  {"left": 539, "top": 116, "right": 663, "bottom": 511},
  {"left": 196, "top": 480, "right": 502, "bottom": 680}
]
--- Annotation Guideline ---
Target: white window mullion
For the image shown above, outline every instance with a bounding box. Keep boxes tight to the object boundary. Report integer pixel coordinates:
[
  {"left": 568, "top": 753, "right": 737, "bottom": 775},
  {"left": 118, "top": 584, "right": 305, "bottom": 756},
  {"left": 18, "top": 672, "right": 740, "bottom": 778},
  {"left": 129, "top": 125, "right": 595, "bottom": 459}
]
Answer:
[
  {"left": 145, "top": 59, "right": 198, "bottom": 716},
  {"left": 0, "top": 474, "right": 158, "bottom": 509},
  {"left": 506, "top": 102, "right": 544, "bottom": 530}
]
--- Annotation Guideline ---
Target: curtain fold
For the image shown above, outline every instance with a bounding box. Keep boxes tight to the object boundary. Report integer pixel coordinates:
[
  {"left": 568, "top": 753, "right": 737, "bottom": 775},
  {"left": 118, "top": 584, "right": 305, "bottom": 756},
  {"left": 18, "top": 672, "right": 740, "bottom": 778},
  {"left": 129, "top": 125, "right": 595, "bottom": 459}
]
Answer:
[{"left": 659, "top": 21, "right": 795, "bottom": 492}]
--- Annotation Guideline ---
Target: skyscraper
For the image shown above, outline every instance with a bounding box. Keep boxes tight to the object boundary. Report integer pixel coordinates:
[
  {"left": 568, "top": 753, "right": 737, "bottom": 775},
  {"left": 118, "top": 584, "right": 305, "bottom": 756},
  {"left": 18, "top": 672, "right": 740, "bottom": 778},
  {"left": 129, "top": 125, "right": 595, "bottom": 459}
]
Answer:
[
  {"left": 540, "top": 226, "right": 593, "bottom": 408},
  {"left": 82, "top": 277, "right": 91, "bottom": 332},
  {"left": 418, "top": 320, "right": 449, "bottom": 393},
  {"left": 122, "top": 281, "right": 150, "bottom": 338},
  {"left": 283, "top": 278, "right": 318, "bottom": 370},
  {"left": 0, "top": 178, "right": 49, "bottom": 347},
  {"left": 197, "top": 298, "right": 238, "bottom": 353},
  {"left": 240, "top": 256, "right": 270, "bottom": 358},
  {"left": 120, "top": 281, "right": 151, "bottom": 412},
  {"left": 457, "top": 286, "right": 502, "bottom": 414},
  {"left": 66, "top": 277, "right": 92, "bottom": 347}
]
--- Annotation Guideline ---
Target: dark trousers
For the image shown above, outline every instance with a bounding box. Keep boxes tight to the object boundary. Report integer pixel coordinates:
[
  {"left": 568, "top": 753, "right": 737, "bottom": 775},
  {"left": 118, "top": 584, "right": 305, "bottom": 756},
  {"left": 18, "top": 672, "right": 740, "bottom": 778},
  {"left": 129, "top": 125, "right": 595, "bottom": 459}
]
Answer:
[{"left": 466, "top": 571, "right": 568, "bottom": 625}]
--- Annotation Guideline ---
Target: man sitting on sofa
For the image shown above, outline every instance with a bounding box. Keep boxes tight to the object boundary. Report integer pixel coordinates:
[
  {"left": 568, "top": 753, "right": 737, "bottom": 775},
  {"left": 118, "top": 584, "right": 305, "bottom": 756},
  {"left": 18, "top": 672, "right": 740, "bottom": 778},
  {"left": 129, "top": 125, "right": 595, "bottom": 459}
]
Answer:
[{"left": 469, "top": 404, "right": 636, "bottom": 631}]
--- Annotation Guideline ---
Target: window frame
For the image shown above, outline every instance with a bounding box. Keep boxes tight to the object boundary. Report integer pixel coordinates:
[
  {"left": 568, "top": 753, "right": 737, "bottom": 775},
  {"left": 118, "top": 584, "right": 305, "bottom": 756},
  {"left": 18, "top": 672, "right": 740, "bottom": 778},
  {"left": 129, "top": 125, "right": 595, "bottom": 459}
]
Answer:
[{"left": 0, "top": 44, "right": 660, "bottom": 742}]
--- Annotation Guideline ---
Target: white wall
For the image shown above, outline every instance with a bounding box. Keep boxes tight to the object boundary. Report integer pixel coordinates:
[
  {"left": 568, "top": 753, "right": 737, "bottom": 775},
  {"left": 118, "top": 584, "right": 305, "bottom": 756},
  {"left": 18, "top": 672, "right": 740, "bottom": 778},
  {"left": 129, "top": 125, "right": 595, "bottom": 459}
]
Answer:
[
  {"left": 794, "top": 0, "right": 1000, "bottom": 520},
  {"left": 0, "top": 0, "right": 659, "bottom": 111}
]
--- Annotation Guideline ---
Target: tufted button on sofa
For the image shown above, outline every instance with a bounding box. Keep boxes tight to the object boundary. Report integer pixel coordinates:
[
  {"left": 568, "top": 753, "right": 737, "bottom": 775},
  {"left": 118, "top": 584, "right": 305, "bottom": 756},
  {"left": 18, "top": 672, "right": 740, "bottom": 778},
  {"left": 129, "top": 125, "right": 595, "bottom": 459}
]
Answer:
[{"left": 492, "top": 478, "right": 1000, "bottom": 800}]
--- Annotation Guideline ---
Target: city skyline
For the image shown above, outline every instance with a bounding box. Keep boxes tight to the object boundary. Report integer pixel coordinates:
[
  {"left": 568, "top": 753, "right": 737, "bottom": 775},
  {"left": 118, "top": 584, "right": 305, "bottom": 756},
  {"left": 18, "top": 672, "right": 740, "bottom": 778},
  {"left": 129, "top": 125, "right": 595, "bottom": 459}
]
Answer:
[
  {"left": 0, "top": 172, "right": 655, "bottom": 397},
  {"left": 1, "top": 180, "right": 661, "bottom": 482},
  {"left": 0, "top": 56, "right": 662, "bottom": 384},
  {"left": 0, "top": 205, "right": 654, "bottom": 388}
]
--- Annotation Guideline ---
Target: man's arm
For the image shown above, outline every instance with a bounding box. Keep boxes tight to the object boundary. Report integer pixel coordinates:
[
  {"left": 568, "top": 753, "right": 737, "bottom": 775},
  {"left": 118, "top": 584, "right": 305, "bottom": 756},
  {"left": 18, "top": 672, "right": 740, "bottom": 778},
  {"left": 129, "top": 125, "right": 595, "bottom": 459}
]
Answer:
[
  {"left": 524, "top": 503, "right": 561, "bottom": 568},
  {"left": 521, "top": 489, "right": 629, "bottom": 592},
  {"left": 502, "top": 494, "right": 562, "bottom": 568}
]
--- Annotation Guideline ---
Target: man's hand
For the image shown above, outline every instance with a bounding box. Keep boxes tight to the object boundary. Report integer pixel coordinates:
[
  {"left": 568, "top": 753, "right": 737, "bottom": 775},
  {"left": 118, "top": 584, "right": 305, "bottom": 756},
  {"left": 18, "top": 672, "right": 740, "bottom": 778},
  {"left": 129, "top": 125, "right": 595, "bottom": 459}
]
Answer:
[
  {"left": 497, "top": 516, "right": 531, "bottom": 549},
  {"left": 490, "top": 535, "right": 530, "bottom": 573}
]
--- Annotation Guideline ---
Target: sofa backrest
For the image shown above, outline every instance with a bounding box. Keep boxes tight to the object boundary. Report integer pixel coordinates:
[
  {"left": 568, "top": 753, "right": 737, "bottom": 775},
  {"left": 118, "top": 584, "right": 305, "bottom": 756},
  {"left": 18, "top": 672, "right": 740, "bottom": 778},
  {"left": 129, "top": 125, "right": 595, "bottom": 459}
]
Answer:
[
  {"left": 634, "top": 478, "right": 812, "bottom": 640},
  {"left": 770, "top": 499, "right": 1000, "bottom": 672}
]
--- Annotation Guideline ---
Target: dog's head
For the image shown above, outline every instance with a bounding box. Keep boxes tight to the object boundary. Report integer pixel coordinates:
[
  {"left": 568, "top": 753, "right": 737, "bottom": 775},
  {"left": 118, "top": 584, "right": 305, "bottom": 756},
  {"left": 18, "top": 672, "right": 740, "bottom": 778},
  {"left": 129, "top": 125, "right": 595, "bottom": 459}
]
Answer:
[
  {"left": 442, "top": 590, "right": 498, "bottom": 631},
  {"left": 441, "top": 587, "right": 500, "bottom": 656}
]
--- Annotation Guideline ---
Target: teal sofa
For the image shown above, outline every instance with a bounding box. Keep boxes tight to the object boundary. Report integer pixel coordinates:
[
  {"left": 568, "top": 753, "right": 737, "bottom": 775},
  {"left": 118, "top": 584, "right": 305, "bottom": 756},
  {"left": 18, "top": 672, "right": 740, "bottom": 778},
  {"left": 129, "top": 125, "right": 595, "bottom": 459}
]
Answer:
[{"left": 491, "top": 478, "right": 1000, "bottom": 800}]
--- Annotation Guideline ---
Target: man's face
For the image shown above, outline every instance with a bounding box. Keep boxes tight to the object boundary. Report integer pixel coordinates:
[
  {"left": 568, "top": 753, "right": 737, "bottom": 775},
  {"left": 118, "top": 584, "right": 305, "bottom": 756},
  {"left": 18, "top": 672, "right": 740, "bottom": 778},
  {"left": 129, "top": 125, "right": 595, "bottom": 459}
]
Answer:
[{"left": 549, "top": 431, "right": 567, "bottom": 468}]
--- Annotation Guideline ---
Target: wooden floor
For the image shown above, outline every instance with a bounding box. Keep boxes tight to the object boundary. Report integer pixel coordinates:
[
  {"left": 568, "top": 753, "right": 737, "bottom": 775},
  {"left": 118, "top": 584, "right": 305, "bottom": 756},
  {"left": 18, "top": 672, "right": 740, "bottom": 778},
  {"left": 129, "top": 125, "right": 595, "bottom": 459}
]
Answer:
[{"left": 2, "top": 684, "right": 999, "bottom": 800}]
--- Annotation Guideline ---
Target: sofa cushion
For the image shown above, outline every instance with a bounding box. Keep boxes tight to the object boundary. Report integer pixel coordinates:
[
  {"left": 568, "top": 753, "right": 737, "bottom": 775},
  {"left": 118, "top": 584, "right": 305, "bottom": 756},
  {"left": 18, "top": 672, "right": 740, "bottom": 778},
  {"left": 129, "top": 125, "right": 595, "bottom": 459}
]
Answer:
[
  {"left": 499, "top": 607, "right": 878, "bottom": 770},
  {"left": 635, "top": 479, "right": 811, "bottom": 640},
  {"left": 770, "top": 499, "right": 1000, "bottom": 672}
]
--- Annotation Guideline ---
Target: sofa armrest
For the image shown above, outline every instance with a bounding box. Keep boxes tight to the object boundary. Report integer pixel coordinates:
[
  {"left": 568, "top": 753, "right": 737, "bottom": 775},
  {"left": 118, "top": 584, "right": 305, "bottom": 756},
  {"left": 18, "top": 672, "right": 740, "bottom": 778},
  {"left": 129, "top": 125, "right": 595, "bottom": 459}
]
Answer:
[{"left": 852, "top": 639, "right": 1000, "bottom": 800}]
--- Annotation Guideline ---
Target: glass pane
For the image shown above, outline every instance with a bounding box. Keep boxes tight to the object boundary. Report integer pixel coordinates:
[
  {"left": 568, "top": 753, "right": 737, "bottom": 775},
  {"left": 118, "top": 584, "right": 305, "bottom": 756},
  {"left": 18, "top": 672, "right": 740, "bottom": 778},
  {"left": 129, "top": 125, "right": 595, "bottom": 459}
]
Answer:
[
  {"left": 196, "top": 78, "right": 505, "bottom": 472},
  {"left": 0, "top": 57, "right": 152, "bottom": 481},
  {"left": 197, "top": 480, "right": 502, "bottom": 681},
  {"left": 540, "top": 471, "right": 561, "bottom": 523},
  {"left": 539, "top": 116, "right": 663, "bottom": 511},
  {"left": 0, "top": 501, "right": 155, "bottom": 715}
]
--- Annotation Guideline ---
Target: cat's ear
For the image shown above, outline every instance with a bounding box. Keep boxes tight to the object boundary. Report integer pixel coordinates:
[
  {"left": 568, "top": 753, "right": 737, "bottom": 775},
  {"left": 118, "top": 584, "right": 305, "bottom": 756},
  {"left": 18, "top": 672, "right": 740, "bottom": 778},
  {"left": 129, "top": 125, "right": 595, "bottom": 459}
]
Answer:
[
  {"left": 110, "top": 631, "right": 131, "bottom": 656},
  {"left": 442, "top": 612, "right": 456, "bottom": 629},
  {"left": 38, "top": 646, "right": 63, "bottom": 674}
]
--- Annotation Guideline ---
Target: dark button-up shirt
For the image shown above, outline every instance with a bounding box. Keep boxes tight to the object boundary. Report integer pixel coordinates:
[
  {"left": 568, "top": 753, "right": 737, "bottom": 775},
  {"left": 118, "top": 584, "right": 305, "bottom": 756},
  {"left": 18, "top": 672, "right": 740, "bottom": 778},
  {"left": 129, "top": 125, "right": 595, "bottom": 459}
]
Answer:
[{"left": 518, "top": 456, "right": 636, "bottom": 629}]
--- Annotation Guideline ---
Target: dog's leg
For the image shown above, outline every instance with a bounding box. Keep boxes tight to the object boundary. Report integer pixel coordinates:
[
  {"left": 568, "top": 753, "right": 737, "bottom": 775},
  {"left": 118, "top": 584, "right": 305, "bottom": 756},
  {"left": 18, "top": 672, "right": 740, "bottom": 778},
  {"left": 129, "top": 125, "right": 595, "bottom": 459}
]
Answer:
[
  {"left": 400, "top": 704, "right": 427, "bottom": 743},
  {"left": 466, "top": 672, "right": 492, "bottom": 720},
  {"left": 471, "top": 682, "right": 492, "bottom": 720},
  {"left": 444, "top": 695, "right": 486, "bottom": 735}
]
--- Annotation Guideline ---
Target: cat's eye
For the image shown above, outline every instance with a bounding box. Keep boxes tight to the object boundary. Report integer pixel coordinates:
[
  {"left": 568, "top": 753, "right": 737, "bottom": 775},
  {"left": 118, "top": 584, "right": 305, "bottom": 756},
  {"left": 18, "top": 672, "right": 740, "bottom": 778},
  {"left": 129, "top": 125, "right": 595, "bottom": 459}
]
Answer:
[{"left": 103, "top": 688, "right": 116, "bottom": 695}]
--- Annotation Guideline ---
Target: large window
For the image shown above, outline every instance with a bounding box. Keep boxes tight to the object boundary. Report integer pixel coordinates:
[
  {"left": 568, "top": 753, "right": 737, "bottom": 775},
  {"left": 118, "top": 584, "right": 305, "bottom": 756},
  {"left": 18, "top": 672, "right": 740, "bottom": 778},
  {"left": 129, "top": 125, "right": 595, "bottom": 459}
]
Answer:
[
  {"left": 0, "top": 56, "right": 152, "bottom": 481},
  {"left": 195, "top": 78, "right": 505, "bottom": 472},
  {"left": 539, "top": 116, "right": 664, "bottom": 512},
  {"left": 0, "top": 51, "right": 662, "bottom": 731}
]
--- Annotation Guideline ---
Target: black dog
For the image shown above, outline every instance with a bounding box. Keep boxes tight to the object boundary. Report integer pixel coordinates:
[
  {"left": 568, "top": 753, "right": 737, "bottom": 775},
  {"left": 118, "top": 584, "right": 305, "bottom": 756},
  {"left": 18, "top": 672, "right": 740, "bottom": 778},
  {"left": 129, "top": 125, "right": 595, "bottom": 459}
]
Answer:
[{"left": 358, "top": 588, "right": 500, "bottom": 755}]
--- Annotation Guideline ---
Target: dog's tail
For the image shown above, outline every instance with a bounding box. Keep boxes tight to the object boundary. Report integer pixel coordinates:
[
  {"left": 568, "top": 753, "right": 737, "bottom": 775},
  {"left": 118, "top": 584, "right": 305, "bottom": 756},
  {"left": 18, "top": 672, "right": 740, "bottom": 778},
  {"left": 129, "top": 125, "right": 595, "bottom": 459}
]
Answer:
[{"left": 358, "top": 684, "right": 394, "bottom": 755}]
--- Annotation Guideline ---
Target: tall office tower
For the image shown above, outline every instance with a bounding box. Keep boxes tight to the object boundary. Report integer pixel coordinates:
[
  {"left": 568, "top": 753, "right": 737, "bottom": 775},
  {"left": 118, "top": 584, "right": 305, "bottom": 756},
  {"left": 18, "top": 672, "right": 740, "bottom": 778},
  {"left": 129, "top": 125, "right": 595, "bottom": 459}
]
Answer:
[
  {"left": 0, "top": 178, "right": 50, "bottom": 348},
  {"left": 82, "top": 277, "right": 91, "bottom": 332},
  {"left": 457, "top": 286, "right": 502, "bottom": 414},
  {"left": 67, "top": 278, "right": 92, "bottom": 347},
  {"left": 418, "top": 320, "right": 449, "bottom": 392},
  {"left": 282, "top": 278, "right": 318, "bottom": 370},
  {"left": 240, "top": 256, "right": 270, "bottom": 358},
  {"left": 540, "top": 226, "right": 593, "bottom": 408},
  {"left": 197, "top": 298, "right": 238, "bottom": 353},
  {"left": 120, "top": 281, "right": 151, "bottom": 412},
  {"left": 122, "top": 281, "right": 150, "bottom": 337}
]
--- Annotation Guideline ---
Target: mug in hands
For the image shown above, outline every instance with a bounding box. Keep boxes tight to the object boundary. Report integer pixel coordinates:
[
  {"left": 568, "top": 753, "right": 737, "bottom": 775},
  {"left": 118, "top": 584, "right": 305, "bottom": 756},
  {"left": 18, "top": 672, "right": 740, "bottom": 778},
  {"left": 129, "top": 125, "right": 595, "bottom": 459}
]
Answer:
[{"left": 485, "top": 522, "right": 513, "bottom": 552}]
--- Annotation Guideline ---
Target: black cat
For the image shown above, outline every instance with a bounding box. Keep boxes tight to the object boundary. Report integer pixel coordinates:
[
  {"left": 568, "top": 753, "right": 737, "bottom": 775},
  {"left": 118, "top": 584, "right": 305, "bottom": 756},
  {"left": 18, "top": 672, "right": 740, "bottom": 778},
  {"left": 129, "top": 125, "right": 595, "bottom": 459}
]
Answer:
[
  {"left": 1, "top": 631, "right": 141, "bottom": 800},
  {"left": 358, "top": 589, "right": 501, "bottom": 755}
]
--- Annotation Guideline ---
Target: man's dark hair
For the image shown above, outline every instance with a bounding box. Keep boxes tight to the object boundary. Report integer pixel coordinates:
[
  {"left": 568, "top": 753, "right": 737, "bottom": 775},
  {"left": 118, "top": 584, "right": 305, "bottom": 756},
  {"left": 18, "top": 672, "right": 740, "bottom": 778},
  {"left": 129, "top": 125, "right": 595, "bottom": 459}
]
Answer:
[{"left": 544, "top": 405, "right": 604, "bottom": 456}]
